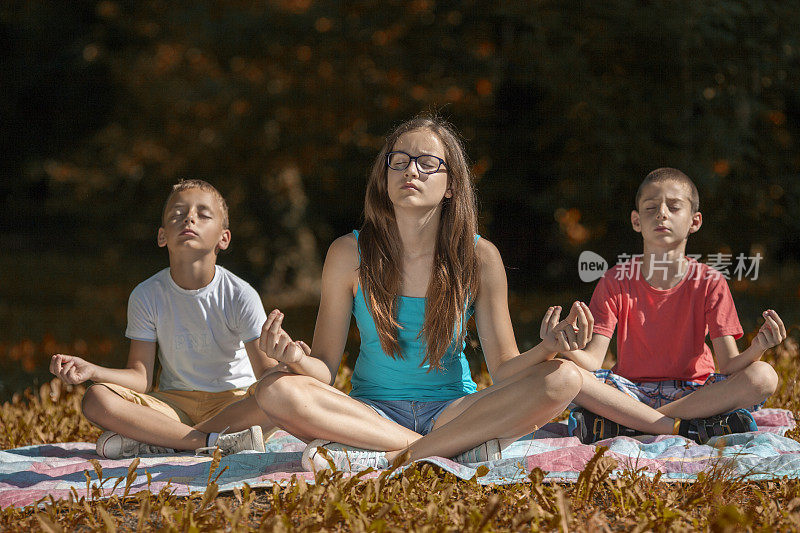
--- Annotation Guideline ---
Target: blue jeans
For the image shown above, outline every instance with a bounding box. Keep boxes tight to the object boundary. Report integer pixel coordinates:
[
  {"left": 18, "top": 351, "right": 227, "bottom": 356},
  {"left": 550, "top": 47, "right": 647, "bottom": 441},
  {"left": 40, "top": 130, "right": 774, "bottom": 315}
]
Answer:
[{"left": 355, "top": 398, "right": 458, "bottom": 435}]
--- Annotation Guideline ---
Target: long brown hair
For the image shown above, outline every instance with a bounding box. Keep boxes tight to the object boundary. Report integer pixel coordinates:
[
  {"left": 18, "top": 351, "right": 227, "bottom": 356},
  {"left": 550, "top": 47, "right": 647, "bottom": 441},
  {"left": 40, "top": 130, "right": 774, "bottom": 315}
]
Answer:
[{"left": 359, "top": 115, "right": 480, "bottom": 370}]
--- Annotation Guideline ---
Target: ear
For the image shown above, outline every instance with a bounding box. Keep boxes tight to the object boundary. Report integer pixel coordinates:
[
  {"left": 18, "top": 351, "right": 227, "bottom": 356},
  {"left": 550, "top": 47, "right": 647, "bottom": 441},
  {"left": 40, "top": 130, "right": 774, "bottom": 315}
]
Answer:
[
  {"left": 217, "top": 229, "right": 232, "bottom": 251},
  {"left": 630, "top": 210, "right": 642, "bottom": 233},
  {"left": 444, "top": 188, "right": 453, "bottom": 199},
  {"left": 688, "top": 211, "right": 703, "bottom": 234},
  {"left": 157, "top": 227, "right": 168, "bottom": 248}
]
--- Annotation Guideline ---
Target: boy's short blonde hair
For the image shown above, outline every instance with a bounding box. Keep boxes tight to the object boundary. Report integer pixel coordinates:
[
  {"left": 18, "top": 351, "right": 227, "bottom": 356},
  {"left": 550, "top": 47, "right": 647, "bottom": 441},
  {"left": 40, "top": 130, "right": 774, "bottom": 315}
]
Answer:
[
  {"left": 635, "top": 168, "right": 700, "bottom": 213},
  {"left": 162, "top": 179, "right": 229, "bottom": 229}
]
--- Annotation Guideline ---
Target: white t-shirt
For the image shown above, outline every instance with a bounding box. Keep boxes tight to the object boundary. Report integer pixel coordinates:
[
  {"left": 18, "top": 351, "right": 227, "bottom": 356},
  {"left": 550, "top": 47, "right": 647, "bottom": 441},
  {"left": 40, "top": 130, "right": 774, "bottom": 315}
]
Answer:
[{"left": 125, "top": 266, "right": 267, "bottom": 392}]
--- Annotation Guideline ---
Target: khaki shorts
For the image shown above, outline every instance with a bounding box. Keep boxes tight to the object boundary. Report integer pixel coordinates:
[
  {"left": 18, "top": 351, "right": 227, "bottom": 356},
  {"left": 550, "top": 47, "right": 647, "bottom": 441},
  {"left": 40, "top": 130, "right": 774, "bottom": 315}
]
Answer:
[{"left": 95, "top": 382, "right": 252, "bottom": 426}]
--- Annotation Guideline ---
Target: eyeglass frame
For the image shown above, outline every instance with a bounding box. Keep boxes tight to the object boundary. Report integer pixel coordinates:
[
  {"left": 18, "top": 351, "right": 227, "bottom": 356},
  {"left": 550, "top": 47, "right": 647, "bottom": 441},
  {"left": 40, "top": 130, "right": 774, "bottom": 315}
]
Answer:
[{"left": 386, "top": 151, "right": 448, "bottom": 174}]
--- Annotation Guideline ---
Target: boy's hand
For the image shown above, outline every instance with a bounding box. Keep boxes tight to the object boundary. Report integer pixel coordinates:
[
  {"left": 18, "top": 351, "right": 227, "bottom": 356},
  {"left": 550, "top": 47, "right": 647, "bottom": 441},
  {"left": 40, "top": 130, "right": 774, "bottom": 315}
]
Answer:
[
  {"left": 259, "top": 309, "right": 310, "bottom": 364},
  {"left": 49, "top": 354, "right": 96, "bottom": 385},
  {"left": 540, "top": 301, "right": 592, "bottom": 353},
  {"left": 751, "top": 309, "right": 787, "bottom": 352}
]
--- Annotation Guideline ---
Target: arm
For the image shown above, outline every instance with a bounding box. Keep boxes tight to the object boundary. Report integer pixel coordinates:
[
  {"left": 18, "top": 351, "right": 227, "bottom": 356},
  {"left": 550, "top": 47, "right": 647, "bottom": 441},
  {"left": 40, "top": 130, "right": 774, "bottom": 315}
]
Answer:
[
  {"left": 472, "top": 240, "right": 591, "bottom": 383},
  {"left": 558, "top": 333, "right": 612, "bottom": 371},
  {"left": 470, "top": 239, "right": 521, "bottom": 382},
  {"left": 49, "top": 339, "right": 156, "bottom": 393},
  {"left": 712, "top": 309, "right": 787, "bottom": 375},
  {"left": 258, "top": 234, "right": 358, "bottom": 385},
  {"left": 244, "top": 339, "right": 281, "bottom": 380}
]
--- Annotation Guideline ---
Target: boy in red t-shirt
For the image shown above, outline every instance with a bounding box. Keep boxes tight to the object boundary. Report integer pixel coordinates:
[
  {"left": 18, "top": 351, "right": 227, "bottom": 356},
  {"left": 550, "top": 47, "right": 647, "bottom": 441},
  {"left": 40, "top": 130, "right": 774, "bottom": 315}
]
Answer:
[{"left": 561, "top": 168, "right": 786, "bottom": 444}]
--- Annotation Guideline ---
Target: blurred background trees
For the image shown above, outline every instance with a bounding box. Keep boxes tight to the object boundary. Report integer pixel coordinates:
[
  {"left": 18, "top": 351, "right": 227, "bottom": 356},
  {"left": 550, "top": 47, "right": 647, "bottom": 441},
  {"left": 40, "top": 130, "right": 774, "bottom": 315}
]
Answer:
[{"left": 2, "top": 0, "right": 799, "bottom": 395}]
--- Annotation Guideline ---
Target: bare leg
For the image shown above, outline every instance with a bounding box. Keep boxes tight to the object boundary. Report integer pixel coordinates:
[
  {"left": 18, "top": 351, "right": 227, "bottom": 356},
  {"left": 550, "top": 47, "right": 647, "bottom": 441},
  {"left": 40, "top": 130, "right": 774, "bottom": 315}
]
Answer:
[
  {"left": 254, "top": 372, "right": 423, "bottom": 450},
  {"left": 391, "top": 359, "right": 582, "bottom": 462},
  {"left": 657, "top": 360, "right": 777, "bottom": 419},
  {"left": 574, "top": 360, "right": 778, "bottom": 433},
  {"left": 82, "top": 385, "right": 207, "bottom": 450},
  {"left": 573, "top": 368, "right": 676, "bottom": 434},
  {"left": 256, "top": 361, "right": 581, "bottom": 464}
]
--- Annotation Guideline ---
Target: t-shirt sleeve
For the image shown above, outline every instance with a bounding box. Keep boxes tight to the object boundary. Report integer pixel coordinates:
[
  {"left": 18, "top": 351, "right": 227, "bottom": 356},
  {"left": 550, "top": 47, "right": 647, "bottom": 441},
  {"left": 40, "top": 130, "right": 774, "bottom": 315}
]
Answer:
[
  {"left": 234, "top": 283, "right": 268, "bottom": 343},
  {"left": 705, "top": 275, "right": 744, "bottom": 340},
  {"left": 125, "top": 285, "right": 158, "bottom": 342},
  {"left": 588, "top": 273, "right": 620, "bottom": 338}
]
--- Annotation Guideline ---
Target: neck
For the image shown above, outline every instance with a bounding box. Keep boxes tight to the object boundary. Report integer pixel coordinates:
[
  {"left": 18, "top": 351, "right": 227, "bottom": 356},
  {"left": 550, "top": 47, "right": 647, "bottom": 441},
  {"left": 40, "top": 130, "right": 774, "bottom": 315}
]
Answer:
[
  {"left": 641, "top": 244, "right": 689, "bottom": 289},
  {"left": 167, "top": 252, "right": 218, "bottom": 290},
  {"left": 393, "top": 206, "right": 441, "bottom": 257}
]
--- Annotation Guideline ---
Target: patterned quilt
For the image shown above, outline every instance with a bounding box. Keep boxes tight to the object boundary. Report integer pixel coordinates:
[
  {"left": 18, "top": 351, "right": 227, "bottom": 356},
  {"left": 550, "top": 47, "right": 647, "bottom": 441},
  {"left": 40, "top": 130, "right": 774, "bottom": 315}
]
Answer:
[{"left": 1, "top": 408, "right": 797, "bottom": 509}]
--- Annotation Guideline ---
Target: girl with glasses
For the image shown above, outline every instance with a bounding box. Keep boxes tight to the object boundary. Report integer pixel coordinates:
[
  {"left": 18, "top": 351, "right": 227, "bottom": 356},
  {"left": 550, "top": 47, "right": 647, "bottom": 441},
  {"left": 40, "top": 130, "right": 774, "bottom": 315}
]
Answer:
[{"left": 252, "top": 115, "right": 589, "bottom": 471}]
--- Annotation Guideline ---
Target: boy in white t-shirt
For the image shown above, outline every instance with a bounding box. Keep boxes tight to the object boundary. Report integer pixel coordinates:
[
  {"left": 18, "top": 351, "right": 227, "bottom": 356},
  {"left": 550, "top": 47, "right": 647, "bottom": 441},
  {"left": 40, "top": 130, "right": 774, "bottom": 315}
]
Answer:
[{"left": 50, "top": 180, "right": 278, "bottom": 458}]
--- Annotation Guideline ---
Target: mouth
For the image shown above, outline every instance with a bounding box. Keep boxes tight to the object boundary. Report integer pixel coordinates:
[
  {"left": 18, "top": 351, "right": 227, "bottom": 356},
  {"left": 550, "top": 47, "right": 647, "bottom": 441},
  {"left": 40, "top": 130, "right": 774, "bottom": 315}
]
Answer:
[
  {"left": 401, "top": 183, "right": 419, "bottom": 191},
  {"left": 179, "top": 229, "right": 199, "bottom": 237},
  {"left": 654, "top": 226, "right": 670, "bottom": 233}
]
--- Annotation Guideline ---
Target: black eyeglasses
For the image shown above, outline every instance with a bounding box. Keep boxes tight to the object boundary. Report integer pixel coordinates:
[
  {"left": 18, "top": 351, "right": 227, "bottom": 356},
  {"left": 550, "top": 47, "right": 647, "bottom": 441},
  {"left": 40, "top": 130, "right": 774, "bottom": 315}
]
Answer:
[{"left": 386, "top": 151, "right": 447, "bottom": 174}]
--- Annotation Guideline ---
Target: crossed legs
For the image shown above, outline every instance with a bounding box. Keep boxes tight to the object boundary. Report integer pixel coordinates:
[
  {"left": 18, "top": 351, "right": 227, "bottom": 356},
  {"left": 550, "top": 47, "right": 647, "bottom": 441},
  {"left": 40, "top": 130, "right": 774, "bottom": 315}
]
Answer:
[
  {"left": 573, "top": 360, "right": 778, "bottom": 434},
  {"left": 81, "top": 384, "right": 275, "bottom": 450},
  {"left": 254, "top": 359, "right": 582, "bottom": 464}
]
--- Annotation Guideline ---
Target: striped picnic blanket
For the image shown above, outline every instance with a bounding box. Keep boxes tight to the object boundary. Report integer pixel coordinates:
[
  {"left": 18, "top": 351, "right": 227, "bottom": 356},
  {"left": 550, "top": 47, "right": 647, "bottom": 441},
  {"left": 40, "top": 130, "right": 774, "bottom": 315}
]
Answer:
[{"left": 1, "top": 408, "right": 797, "bottom": 509}]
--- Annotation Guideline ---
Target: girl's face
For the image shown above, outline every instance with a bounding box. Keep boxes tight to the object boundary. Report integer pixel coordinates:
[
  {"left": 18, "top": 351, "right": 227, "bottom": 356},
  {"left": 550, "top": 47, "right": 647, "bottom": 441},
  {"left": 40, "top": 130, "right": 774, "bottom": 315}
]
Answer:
[{"left": 386, "top": 129, "right": 452, "bottom": 211}]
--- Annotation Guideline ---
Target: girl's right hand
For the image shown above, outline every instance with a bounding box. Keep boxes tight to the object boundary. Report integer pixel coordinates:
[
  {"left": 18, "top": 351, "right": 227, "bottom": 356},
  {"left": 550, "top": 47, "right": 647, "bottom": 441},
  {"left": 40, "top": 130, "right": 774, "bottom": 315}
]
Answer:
[
  {"left": 49, "top": 354, "right": 96, "bottom": 385},
  {"left": 259, "top": 309, "right": 311, "bottom": 364}
]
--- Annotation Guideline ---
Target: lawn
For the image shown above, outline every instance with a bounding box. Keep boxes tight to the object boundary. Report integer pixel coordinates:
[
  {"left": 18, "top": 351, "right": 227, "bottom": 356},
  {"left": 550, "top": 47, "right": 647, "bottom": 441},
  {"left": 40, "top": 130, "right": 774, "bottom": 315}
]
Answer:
[{"left": 1, "top": 331, "right": 799, "bottom": 531}]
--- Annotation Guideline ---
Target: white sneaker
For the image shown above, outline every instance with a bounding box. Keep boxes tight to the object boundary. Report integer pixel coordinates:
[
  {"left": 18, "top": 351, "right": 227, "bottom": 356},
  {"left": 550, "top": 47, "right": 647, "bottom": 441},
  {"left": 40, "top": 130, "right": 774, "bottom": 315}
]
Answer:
[
  {"left": 195, "top": 426, "right": 265, "bottom": 456},
  {"left": 96, "top": 431, "right": 174, "bottom": 459},
  {"left": 452, "top": 439, "right": 502, "bottom": 463},
  {"left": 301, "top": 439, "right": 389, "bottom": 472}
]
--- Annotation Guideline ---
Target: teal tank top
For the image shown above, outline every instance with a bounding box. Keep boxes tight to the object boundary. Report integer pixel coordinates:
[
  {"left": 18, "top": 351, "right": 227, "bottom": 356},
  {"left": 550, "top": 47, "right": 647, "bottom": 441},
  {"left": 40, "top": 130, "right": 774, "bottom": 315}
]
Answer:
[{"left": 349, "top": 230, "right": 479, "bottom": 401}]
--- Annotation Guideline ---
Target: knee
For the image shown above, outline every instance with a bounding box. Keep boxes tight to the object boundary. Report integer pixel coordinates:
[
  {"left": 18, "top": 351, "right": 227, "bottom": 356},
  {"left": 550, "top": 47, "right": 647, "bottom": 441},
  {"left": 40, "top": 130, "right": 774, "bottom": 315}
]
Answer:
[
  {"left": 540, "top": 359, "right": 583, "bottom": 404},
  {"left": 81, "top": 384, "right": 114, "bottom": 423},
  {"left": 254, "top": 373, "right": 313, "bottom": 418},
  {"left": 741, "top": 360, "right": 779, "bottom": 399}
]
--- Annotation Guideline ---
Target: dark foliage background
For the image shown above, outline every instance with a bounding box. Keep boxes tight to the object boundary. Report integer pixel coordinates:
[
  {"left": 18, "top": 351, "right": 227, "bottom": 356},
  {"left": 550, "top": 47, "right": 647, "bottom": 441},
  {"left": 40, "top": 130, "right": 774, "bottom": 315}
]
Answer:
[{"left": 1, "top": 0, "right": 799, "bottom": 396}]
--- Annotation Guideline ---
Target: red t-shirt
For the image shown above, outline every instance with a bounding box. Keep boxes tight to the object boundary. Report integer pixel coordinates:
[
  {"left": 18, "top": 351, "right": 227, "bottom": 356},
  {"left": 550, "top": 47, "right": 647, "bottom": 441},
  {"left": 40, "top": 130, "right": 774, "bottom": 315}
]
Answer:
[{"left": 589, "top": 257, "right": 743, "bottom": 382}]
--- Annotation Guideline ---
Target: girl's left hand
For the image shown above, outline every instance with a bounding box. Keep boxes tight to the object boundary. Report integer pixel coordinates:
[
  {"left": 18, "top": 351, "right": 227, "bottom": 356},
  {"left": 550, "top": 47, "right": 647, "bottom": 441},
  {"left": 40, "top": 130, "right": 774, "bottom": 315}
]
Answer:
[{"left": 540, "top": 301, "right": 592, "bottom": 353}]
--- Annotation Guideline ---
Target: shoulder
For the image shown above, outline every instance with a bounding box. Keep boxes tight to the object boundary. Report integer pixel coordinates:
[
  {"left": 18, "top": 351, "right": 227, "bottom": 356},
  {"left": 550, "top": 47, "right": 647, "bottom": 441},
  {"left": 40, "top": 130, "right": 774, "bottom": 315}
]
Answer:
[
  {"left": 215, "top": 265, "right": 256, "bottom": 291},
  {"left": 604, "top": 261, "right": 630, "bottom": 278},
  {"left": 321, "top": 234, "right": 360, "bottom": 295},
  {"left": 693, "top": 260, "right": 722, "bottom": 281},
  {"left": 475, "top": 237, "right": 506, "bottom": 289},
  {"left": 215, "top": 265, "right": 261, "bottom": 300},
  {"left": 600, "top": 262, "right": 630, "bottom": 286},
  {"left": 690, "top": 260, "right": 732, "bottom": 295},
  {"left": 129, "top": 268, "right": 170, "bottom": 301},
  {"left": 476, "top": 237, "right": 503, "bottom": 267},
  {"left": 325, "top": 233, "right": 360, "bottom": 268}
]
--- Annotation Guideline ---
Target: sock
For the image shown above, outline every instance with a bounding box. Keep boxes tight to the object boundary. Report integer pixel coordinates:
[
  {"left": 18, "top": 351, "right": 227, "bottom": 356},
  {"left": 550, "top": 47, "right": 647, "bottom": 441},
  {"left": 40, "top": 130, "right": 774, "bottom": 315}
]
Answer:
[{"left": 206, "top": 432, "right": 220, "bottom": 447}]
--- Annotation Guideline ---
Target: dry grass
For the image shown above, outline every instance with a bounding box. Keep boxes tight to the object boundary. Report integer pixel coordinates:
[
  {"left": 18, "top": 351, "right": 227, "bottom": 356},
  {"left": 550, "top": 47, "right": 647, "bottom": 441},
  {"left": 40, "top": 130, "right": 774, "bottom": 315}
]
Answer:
[{"left": 2, "top": 331, "right": 799, "bottom": 531}]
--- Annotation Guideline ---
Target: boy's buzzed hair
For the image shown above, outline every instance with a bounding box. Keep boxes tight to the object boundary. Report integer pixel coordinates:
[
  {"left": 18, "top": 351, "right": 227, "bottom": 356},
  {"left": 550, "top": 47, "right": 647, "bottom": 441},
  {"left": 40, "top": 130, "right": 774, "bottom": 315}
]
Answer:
[
  {"left": 636, "top": 167, "right": 700, "bottom": 213},
  {"left": 163, "top": 179, "right": 229, "bottom": 228}
]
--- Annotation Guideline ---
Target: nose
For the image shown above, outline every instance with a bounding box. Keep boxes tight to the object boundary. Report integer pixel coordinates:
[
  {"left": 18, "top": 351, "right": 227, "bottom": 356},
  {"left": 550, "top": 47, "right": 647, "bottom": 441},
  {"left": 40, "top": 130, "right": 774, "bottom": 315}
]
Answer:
[
  {"left": 656, "top": 203, "right": 669, "bottom": 219},
  {"left": 404, "top": 159, "right": 420, "bottom": 178},
  {"left": 182, "top": 208, "right": 197, "bottom": 224}
]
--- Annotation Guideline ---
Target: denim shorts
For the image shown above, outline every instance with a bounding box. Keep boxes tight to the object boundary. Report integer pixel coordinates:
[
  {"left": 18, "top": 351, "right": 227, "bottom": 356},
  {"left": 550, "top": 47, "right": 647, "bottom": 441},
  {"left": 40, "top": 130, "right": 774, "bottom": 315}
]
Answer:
[
  {"left": 355, "top": 398, "right": 458, "bottom": 435},
  {"left": 590, "top": 369, "right": 763, "bottom": 411}
]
